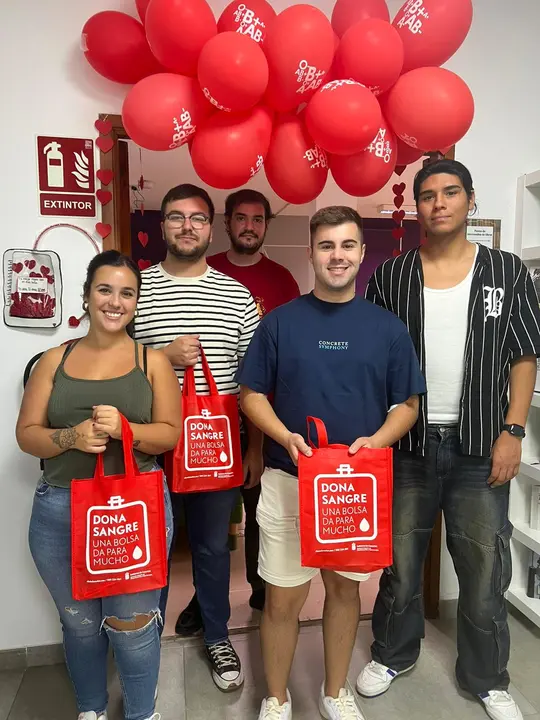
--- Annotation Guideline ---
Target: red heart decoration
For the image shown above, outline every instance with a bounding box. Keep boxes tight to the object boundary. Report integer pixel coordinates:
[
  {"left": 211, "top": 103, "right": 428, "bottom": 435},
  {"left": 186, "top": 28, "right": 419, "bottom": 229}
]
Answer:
[
  {"left": 392, "top": 227, "right": 405, "bottom": 241},
  {"left": 394, "top": 165, "right": 406, "bottom": 177},
  {"left": 96, "top": 136, "right": 114, "bottom": 153},
  {"left": 47, "top": 275, "right": 55, "bottom": 285},
  {"left": 95, "top": 222, "right": 112, "bottom": 239},
  {"left": 96, "top": 189, "right": 112, "bottom": 206},
  {"left": 95, "top": 119, "right": 113, "bottom": 136},
  {"left": 29, "top": 272, "right": 42, "bottom": 278},
  {"left": 97, "top": 169, "right": 114, "bottom": 186},
  {"left": 392, "top": 183, "right": 406, "bottom": 195},
  {"left": 138, "top": 259, "right": 152, "bottom": 271},
  {"left": 12, "top": 262, "right": 23, "bottom": 273},
  {"left": 392, "top": 210, "right": 405, "bottom": 223},
  {"left": 68, "top": 316, "right": 81, "bottom": 328},
  {"left": 392, "top": 249, "right": 402, "bottom": 257},
  {"left": 394, "top": 195, "right": 404, "bottom": 209},
  {"left": 40, "top": 265, "right": 50, "bottom": 276},
  {"left": 138, "top": 231, "right": 149, "bottom": 248}
]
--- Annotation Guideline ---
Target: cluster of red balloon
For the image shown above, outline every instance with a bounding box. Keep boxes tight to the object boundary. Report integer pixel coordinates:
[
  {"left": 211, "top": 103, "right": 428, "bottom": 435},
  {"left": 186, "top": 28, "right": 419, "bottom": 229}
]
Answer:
[{"left": 81, "top": 0, "right": 475, "bottom": 202}]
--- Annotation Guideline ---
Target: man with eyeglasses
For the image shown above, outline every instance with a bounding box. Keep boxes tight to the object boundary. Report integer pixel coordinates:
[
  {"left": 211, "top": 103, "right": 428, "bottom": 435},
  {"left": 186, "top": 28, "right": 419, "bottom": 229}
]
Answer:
[
  {"left": 174, "top": 190, "right": 301, "bottom": 638},
  {"left": 133, "top": 183, "right": 260, "bottom": 693}
]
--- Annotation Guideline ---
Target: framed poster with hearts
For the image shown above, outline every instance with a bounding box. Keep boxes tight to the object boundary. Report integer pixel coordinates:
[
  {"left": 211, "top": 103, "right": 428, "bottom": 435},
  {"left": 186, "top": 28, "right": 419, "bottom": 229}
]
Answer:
[{"left": 3, "top": 249, "right": 62, "bottom": 328}]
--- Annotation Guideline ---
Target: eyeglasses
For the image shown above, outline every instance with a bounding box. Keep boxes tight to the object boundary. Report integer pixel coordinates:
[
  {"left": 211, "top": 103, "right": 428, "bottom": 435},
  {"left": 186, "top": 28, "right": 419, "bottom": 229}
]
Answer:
[{"left": 164, "top": 212, "right": 210, "bottom": 229}]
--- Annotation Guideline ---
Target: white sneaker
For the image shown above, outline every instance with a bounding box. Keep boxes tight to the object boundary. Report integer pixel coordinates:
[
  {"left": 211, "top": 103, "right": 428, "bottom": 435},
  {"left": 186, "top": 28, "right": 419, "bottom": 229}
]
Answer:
[
  {"left": 479, "top": 691, "right": 524, "bottom": 720},
  {"left": 78, "top": 713, "right": 107, "bottom": 720},
  {"left": 258, "top": 690, "right": 292, "bottom": 719},
  {"left": 355, "top": 660, "right": 415, "bottom": 698},
  {"left": 319, "top": 687, "right": 365, "bottom": 720}
]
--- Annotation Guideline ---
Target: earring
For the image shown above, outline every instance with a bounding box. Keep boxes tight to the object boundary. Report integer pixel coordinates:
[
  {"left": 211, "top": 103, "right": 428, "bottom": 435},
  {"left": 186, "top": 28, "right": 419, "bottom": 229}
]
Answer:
[{"left": 82, "top": 301, "right": 88, "bottom": 312}]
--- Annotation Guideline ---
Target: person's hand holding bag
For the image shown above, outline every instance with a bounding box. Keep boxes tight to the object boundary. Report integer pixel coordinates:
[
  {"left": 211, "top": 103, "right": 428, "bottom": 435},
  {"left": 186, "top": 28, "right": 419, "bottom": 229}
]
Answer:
[{"left": 93, "top": 405, "right": 122, "bottom": 440}]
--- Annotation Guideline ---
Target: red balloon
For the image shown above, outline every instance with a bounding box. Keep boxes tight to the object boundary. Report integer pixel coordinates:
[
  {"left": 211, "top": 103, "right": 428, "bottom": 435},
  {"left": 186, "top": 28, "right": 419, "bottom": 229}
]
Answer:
[
  {"left": 265, "top": 114, "right": 328, "bottom": 205},
  {"left": 395, "top": 137, "right": 426, "bottom": 165},
  {"left": 306, "top": 80, "right": 382, "bottom": 156},
  {"left": 393, "top": 0, "right": 473, "bottom": 72},
  {"left": 330, "top": 119, "right": 397, "bottom": 196},
  {"left": 217, "top": 0, "right": 276, "bottom": 44},
  {"left": 331, "top": 0, "right": 389, "bottom": 38},
  {"left": 81, "top": 11, "right": 162, "bottom": 84},
  {"left": 145, "top": 0, "right": 217, "bottom": 77},
  {"left": 135, "top": 0, "right": 151, "bottom": 22},
  {"left": 198, "top": 32, "right": 268, "bottom": 112},
  {"left": 385, "top": 67, "right": 474, "bottom": 151},
  {"left": 122, "top": 73, "right": 211, "bottom": 151},
  {"left": 190, "top": 106, "right": 273, "bottom": 189},
  {"left": 335, "top": 19, "right": 403, "bottom": 96},
  {"left": 264, "top": 5, "right": 335, "bottom": 113}
]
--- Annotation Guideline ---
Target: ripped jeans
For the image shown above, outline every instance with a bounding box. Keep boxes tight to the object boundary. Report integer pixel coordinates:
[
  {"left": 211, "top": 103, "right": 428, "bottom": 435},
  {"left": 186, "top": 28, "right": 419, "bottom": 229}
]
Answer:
[
  {"left": 371, "top": 426, "right": 513, "bottom": 695},
  {"left": 29, "top": 473, "right": 173, "bottom": 720}
]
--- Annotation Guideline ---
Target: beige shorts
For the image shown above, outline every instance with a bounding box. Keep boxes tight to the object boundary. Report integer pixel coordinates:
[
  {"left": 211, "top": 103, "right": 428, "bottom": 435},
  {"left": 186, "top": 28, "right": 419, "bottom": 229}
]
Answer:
[{"left": 256, "top": 467, "right": 371, "bottom": 588}]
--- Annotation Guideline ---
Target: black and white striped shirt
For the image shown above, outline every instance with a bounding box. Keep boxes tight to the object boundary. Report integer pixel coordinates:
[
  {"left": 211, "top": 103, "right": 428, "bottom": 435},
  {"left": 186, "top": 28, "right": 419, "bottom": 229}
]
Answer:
[
  {"left": 133, "top": 264, "right": 259, "bottom": 395},
  {"left": 366, "top": 244, "right": 540, "bottom": 457}
]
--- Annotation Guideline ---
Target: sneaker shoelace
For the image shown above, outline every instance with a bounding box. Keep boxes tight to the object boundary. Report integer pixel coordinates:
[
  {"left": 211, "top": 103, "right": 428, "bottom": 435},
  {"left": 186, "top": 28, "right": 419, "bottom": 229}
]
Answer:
[
  {"left": 485, "top": 691, "right": 513, "bottom": 705},
  {"left": 262, "top": 698, "right": 288, "bottom": 720},
  {"left": 329, "top": 692, "right": 362, "bottom": 719},
  {"left": 364, "top": 660, "right": 390, "bottom": 680},
  {"left": 208, "top": 640, "right": 238, "bottom": 670}
]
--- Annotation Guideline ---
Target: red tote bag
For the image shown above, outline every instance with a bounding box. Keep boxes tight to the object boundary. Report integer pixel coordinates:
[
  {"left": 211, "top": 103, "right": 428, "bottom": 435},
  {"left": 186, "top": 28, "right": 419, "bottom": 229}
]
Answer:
[
  {"left": 167, "top": 348, "right": 243, "bottom": 493},
  {"left": 71, "top": 415, "right": 168, "bottom": 601},
  {"left": 298, "top": 416, "right": 393, "bottom": 574}
]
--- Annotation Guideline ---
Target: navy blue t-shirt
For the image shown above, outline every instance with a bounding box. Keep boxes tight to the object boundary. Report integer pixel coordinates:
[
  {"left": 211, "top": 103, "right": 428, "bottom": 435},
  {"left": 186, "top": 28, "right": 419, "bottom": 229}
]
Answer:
[{"left": 235, "top": 292, "right": 426, "bottom": 476}]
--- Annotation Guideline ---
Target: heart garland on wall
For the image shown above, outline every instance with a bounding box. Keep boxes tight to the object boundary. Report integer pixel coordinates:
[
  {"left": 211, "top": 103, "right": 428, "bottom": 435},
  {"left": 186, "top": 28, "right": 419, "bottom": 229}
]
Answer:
[
  {"left": 391, "top": 182, "right": 406, "bottom": 257},
  {"left": 94, "top": 116, "right": 116, "bottom": 242}
]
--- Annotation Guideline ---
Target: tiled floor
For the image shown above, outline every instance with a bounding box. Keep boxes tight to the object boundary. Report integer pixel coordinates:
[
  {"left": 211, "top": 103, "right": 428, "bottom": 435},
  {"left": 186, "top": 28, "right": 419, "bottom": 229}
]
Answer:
[
  {"left": 163, "top": 532, "right": 381, "bottom": 636},
  {"left": 3, "top": 611, "right": 539, "bottom": 720}
]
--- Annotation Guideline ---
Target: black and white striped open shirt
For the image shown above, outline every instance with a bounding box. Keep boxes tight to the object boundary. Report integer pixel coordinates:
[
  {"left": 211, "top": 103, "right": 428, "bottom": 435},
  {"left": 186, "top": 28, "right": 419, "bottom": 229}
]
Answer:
[{"left": 366, "top": 244, "right": 540, "bottom": 457}]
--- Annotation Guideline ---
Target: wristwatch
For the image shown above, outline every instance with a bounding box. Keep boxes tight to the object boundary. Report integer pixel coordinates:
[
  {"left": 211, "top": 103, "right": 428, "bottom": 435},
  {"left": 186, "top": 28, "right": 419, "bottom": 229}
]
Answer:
[{"left": 503, "top": 423, "right": 526, "bottom": 439}]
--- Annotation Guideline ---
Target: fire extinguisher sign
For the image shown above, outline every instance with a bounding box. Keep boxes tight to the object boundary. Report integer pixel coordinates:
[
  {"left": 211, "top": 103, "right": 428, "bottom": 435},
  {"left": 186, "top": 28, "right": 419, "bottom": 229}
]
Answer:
[{"left": 36, "top": 136, "right": 96, "bottom": 218}]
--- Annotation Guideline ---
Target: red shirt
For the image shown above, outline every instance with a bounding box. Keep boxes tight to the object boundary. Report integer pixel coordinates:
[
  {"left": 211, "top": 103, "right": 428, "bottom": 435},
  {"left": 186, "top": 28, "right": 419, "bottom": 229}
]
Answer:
[{"left": 207, "top": 252, "right": 300, "bottom": 317}]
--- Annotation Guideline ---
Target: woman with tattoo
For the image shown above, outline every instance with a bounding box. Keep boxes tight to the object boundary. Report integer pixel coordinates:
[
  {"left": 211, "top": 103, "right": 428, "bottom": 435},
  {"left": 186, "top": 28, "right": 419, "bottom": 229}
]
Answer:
[{"left": 16, "top": 250, "right": 182, "bottom": 720}]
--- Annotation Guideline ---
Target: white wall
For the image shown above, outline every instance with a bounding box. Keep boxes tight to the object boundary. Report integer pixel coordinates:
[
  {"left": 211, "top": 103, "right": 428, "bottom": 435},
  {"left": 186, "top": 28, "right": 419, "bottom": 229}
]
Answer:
[{"left": 2, "top": 0, "right": 540, "bottom": 650}]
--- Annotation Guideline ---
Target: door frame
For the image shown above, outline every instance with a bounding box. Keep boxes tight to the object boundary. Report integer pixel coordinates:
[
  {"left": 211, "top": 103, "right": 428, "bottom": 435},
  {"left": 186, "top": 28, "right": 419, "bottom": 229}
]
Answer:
[{"left": 98, "top": 112, "right": 447, "bottom": 619}]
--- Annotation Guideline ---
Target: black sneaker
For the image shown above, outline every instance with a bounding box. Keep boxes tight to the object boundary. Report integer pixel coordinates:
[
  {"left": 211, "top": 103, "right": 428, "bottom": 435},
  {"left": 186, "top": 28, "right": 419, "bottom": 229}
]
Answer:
[
  {"left": 205, "top": 639, "right": 244, "bottom": 692},
  {"left": 175, "top": 594, "right": 203, "bottom": 637},
  {"left": 249, "top": 587, "right": 266, "bottom": 611}
]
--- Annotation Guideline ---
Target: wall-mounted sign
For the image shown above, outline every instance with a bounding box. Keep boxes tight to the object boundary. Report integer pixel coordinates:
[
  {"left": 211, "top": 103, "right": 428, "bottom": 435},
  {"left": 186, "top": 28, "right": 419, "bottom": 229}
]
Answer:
[
  {"left": 37, "top": 136, "right": 96, "bottom": 218},
  {"left": 466, "top": 219, "right": 501, "bottom": 249}
]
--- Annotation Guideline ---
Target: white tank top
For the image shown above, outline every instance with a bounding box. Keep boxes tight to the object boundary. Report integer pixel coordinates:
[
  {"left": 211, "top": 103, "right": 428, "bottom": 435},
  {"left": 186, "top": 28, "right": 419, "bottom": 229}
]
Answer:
[{"left": 424, "top": 246, "right": 477, "bottom": 425}]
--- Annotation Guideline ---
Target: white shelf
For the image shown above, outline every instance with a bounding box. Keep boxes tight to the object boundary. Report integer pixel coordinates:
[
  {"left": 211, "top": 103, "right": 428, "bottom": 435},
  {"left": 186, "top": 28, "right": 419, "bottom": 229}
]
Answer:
[
  {"left": 521, "top": 246, "right": 540, "bottom": 261},
  {"left": 531, "top": 393, "right": 540, "bottom": 409},
  {"left": 525, "top": 169, "right": 540, "bottom": 189},
  {"left": 506, "top": 589, "right": 540, "bottom": 627},
  {"left": 519, "top": 461, "right": 540, "bottom": 483},
  {"left": 513, "top": 523, "right": 540, "bottom": 554}
]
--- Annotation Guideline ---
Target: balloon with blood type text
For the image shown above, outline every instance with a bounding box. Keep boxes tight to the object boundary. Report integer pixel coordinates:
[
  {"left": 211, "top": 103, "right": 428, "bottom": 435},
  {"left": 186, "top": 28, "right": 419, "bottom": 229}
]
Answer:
[
  {"left": 264, "top": 114, "right": 328, "bottom": 205},
  {"left": 135, "top": 0, "right": 151, "bottom": 22},
  {"left": 198, "top": 32, "right": 269, "bottom": 112},
  {"left": 331, "top": 0, "right": 390, "bottom": 38},
  {"left": 385, "top": 67, "right": 474, "bottom": 152},
  {"left": 217, "top": 0, "right": 276, "bottom": 44},
  {"left": 145, "top": 0, "right": 217, "bottom": 77},
  {"left": 122, "top": 73, "right": 211, "bottom": 152},
  {"left": 263, "top": 4, "right": 335, "bottom": 113},
  {"left": 334, "top": 19, "right": 404, "bottom": 96},
  {"left": 306, "top": 80, "right": 382, "bottom": 156},
  {"left": 329, "top": 119, "right": 397, "bottom": 197},
  {"left": 395, "top": 137, "right": 425, "bottom": 165},
  {"left": 81, "top": 11, "right": 162, "bottom": 84},
  {"left": 393, "top": 0, "right": 473, "bottom": 73},
  {"left": 190, "top": 105, "right": 273, "bottom": 189}
]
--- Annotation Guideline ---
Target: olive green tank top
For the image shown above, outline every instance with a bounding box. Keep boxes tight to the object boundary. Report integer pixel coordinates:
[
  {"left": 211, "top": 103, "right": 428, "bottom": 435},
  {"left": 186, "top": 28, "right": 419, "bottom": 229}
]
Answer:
[{"left": 44, "top": 340, "right": 155, "bottom": 488}]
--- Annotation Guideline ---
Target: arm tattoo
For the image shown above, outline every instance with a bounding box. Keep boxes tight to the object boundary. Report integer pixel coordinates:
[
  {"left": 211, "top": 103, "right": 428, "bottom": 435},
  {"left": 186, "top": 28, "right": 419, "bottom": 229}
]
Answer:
[
  {"left": 133, "top": 439, "right": 141, "bottom": 448},
  {"left": 51, "top": 428, "right": 79, "bottom": 450}
]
